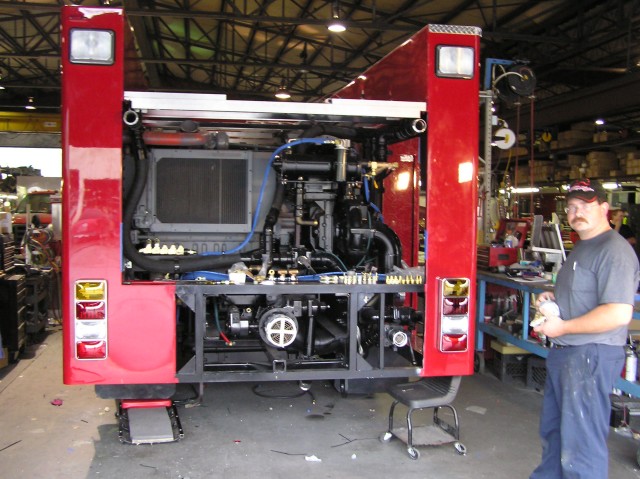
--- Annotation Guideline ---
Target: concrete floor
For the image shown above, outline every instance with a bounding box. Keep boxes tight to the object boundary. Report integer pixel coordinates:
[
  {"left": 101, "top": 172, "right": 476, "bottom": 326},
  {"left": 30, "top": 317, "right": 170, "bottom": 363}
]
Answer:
[{"left": 2, "top": 329, "right": 640, "bottom": 479}]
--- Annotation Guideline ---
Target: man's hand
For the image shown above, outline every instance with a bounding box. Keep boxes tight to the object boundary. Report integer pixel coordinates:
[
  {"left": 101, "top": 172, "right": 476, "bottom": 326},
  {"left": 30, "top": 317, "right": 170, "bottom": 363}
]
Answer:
[
  {"left": 535, "top": 292, "right": 555, "bottom": 308},
  {"left": 534, "top": 315, "right": 565, "bottom": 338}
]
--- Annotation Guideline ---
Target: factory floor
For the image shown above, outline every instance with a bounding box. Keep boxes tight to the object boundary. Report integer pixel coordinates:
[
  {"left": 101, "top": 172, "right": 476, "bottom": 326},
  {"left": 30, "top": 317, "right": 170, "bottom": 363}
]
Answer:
[{"left": 1, "top": 329, "right": 640, "bottom": 479}]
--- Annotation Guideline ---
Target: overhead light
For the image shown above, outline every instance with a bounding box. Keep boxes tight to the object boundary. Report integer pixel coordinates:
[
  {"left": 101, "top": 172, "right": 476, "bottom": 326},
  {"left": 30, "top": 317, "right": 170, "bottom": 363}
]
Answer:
[
  {"left": 328, "top": 1, "right": 346, "bottom": 33},
  {"left": 500, "top": 186, "right": 540, "bottom": 194},
  {"left": 275, "top": 83, "right": 291, "bottom": 100},
  {"left": 602, "top": 182, "right": 620, "bottom": 190},
  {"left": 25, "top": 96, "right": 36, "bottom": 110},
  {"left": 595, "top": 119, "right": 605, "bottom": 125},
  {"left": 328, "top": 19, "right": 346, "bottom": 33},
  {"left": 0, "top": 74, "right": 4, "bottom": 90}
]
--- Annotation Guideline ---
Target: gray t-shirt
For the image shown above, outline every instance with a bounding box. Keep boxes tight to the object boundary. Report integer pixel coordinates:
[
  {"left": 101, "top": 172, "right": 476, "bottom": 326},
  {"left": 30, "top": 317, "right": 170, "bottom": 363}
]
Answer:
[{"left": 554, "top": 229, "right": 640, "bottom": 346}]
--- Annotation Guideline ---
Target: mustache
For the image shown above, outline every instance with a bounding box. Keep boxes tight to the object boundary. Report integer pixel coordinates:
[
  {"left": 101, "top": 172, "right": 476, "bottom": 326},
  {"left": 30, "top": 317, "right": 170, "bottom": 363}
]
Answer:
[{"left": 571, "top": 218, "right": 588, "bottom": 226}]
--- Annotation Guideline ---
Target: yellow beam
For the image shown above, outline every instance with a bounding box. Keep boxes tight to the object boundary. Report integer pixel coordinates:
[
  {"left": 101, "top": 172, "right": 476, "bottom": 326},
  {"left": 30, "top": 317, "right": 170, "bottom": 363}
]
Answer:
[{"left": 0, "top": 112, "right": 61, "bottom": 133}]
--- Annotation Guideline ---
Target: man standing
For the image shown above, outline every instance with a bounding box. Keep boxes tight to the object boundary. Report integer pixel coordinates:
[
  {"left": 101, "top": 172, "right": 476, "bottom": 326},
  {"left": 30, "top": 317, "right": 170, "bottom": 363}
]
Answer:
[
  {"left": 609, "top": 206, "right": 636, "bottom": 246},
  {"left": 531, "top": 178, "right": 639, "bottom": 479}
]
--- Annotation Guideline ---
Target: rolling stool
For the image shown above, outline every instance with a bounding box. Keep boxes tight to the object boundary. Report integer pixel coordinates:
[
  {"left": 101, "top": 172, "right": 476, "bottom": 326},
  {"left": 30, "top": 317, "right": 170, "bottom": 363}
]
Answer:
[{"left": 380, "top": 376, "right": 466, "bottom": 460}]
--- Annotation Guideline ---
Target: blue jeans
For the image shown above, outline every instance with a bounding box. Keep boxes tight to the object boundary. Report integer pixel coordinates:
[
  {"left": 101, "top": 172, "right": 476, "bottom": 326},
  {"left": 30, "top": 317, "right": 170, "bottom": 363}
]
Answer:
[{"left": 530, "top": 344, "right": 624, "bottom": 479}]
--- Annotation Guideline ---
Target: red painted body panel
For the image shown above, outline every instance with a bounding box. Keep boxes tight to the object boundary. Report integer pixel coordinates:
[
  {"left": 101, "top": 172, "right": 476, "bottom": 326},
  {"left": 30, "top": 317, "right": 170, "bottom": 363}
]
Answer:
[
  {"left": 335, "top": 26, "right": 480, "bottom": 376},
  {"left": 61, "top": 6, "right": 176, "bottom": 385},
  {"left": 61, "top": 8, "right": 479, "bottom": 385}
]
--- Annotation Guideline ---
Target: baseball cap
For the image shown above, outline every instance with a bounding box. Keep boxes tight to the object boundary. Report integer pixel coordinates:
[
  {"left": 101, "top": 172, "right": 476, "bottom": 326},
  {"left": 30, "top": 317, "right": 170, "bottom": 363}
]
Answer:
[{"left": 566, "top": 178, "right": 607, "bottom": 203}]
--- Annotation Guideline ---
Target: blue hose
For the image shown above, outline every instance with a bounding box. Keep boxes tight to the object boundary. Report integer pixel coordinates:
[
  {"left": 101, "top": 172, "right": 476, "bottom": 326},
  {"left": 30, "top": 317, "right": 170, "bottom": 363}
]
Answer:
[{"left": 364, "top": 176, "right": 384, "bottom": 223}]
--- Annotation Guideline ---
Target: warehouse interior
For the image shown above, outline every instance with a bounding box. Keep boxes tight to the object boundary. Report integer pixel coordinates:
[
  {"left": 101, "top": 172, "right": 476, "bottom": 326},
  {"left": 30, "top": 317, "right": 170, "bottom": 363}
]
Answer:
[{"left": 1, "top": 1, "right": 640, "bottom": 478}]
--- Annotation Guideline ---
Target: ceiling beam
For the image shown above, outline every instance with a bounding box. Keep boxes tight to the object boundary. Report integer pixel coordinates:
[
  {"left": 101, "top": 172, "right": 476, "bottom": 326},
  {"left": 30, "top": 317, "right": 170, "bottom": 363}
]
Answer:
[
  {"left": 0, "top": 2, "right": 419, "bottom": 32},
  {"left": 0, "top": 52, "right": 362, "bottom": 75}
]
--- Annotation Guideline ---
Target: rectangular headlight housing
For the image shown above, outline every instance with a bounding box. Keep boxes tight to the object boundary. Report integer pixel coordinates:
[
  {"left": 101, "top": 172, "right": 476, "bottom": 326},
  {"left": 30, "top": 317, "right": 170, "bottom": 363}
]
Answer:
[
  {"left": 436, "top": 45, "right": 474, "bottom": 79},
  {"left": 70, "top": 29, "right": 115, "bottom": 65}
]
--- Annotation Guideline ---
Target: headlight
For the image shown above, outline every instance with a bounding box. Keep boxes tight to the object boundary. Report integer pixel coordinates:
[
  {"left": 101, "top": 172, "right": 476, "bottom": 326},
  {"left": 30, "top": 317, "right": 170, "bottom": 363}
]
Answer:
[
  {"left": 70, "top": 29, "right": 115, "bottom": 65},
  {"left": 436, "top": 46, "right": 474, "bottom": 79}
]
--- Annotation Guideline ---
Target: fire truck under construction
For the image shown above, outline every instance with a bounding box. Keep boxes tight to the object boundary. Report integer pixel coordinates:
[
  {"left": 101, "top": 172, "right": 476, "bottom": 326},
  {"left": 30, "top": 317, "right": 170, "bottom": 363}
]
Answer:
[{"left": 61, "top": 5, "right": 480, "bottom": 443}]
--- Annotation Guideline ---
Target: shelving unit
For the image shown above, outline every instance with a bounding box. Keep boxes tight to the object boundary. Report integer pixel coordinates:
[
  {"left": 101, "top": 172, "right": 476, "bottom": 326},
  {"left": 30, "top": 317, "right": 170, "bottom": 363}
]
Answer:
[
  {"left": 503, "top": 133, "right": 640, "bottom": 187},
  {"left": 475, "top": 271, "right": 640, "bottom": 397}
]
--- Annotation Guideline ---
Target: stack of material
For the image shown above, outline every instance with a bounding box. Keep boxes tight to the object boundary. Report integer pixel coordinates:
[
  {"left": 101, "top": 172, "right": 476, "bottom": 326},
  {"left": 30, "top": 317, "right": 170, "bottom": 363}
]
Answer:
[
  {"left": 585, "top": 151, "right": 618, "bottom": 178},
  {"left": 626, "top": 151, "right": 640, "bottom": 176}
]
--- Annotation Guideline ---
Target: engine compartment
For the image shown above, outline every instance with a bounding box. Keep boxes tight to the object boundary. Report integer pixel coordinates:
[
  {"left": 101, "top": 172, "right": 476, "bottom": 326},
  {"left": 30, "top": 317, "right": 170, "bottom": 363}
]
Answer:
[{"left": 120, "top": 96, "right": 427, "bottom": 385}]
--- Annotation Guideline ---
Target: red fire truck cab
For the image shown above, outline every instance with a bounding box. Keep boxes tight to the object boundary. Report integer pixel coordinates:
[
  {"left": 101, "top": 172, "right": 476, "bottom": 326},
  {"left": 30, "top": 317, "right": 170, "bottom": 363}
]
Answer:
[{"left": 61, "top": 6, "right": 480, "bottom": 442}]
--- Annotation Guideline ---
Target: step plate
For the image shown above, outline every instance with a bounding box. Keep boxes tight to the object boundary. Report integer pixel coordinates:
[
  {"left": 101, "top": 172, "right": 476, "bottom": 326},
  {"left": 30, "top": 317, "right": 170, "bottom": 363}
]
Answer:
[{"left": 127, "top": 407, "right": 178, "bottom": 445}]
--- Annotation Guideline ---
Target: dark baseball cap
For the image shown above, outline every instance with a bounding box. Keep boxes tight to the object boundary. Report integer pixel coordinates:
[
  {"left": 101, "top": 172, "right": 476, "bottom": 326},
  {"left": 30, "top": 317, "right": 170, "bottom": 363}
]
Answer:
[{"left": 566, "top": 178, "right": 607, "bottom": 203}]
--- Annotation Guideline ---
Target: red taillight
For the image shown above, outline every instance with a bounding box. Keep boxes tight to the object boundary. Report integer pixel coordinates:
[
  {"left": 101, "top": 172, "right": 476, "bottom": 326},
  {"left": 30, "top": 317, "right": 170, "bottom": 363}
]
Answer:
[
  {"left": 439, "top": 278, "right": 470, "bottom": 353},
  {"left": 76, "top": 340, "right": 107, "bottom": 359},
  {"left": 74, "top": 280, "right": 108, "bottom": 360},
  {"left": 76, "top": 301, "right": 106, "bottom": 319},
  {"left": 441, "top": 334, "right": 468, "bottom": 352}
]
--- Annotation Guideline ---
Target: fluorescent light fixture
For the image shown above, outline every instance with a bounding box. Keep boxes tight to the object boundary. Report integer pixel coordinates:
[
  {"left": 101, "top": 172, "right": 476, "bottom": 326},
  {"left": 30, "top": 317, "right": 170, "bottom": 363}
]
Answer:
[
  {"left": 511, "top": 187, "right": 540, "bottom": 194},
  {"left": 25, "top": 97, "right": 36, "bottom": 110},
  {"left": 70, "top": 29, "right": 115, "bottom": 65},
  {"left": 602, "top": 182, "right": 620, "bottom": 190},
  {"left": 436, "top": 45, "right": 474, "bottom": 79}
]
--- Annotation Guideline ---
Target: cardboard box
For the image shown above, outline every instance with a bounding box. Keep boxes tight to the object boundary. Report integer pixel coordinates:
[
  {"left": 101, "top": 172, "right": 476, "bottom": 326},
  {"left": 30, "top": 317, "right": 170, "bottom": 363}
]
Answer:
[
  {"left": 558, "top": 129, "right": 592, "bottom": 141},
  {"left": 490, "top": 339, "right": 530, "bottom": 355},
  {"left": 570, "top": 121, "right": 595, "bottom": 132},
  {"left": 567, "top": 154, "right": 585, "bottom": 166}
]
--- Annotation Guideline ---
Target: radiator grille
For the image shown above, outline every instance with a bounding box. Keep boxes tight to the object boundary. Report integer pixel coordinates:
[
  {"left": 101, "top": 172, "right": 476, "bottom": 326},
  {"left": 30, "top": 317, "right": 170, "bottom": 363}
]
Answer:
[{"left": 155, "top": 157, "right": 248, "bottom": 225}]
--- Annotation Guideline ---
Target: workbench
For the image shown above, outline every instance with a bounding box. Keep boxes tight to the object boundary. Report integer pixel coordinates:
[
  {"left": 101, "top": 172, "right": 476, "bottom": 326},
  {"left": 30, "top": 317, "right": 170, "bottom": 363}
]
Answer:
[{"left": 475, "top": 271, "right": 640, "bottom": 398}]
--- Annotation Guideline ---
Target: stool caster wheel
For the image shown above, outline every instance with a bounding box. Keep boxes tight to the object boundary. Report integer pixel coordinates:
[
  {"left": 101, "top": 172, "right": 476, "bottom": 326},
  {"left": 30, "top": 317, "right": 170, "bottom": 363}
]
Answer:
[
  {"left": 379, "top": 431, "right": 392, "bottom": 443},
  {"left": 454, "top": 441, "right": 467, "bottom": 455},
  {"left": 407, "top": 447, "right": 420, "bottom": 460}
]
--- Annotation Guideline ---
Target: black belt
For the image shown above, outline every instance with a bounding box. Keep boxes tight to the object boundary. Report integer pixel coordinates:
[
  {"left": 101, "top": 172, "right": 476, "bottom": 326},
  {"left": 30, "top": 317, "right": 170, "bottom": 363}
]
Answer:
[{"left": 550, "top": 343, "right": 572, "bottom": 349}]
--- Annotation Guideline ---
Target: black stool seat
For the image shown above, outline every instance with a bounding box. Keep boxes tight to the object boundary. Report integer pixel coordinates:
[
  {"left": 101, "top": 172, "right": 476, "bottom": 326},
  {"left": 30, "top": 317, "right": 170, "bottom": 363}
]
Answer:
[
  {"left": 389, "top": 376, "right": 461, "bottom": 409},
  {"left": 380, "top": 376, "right": 466, "bottom": 460}
]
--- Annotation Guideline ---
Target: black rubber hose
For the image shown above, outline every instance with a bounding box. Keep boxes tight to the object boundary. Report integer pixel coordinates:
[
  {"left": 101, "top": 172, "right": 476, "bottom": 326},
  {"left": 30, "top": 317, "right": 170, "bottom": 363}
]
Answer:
[
  {"left": 264, "top": 180, "right": 285, "bottom": 230},
  {"left": 122, "top": 113, "right": 241, "bottom": 274},
  {"left": 372, "top": 222, "right": 403, "bottom": 272}
]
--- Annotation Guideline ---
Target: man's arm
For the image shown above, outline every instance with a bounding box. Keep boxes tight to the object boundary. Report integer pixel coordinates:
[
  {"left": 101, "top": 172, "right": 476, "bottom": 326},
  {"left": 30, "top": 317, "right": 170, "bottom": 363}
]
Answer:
[{"left": 535, "top": 303, "right": 633, "bottom": 338}]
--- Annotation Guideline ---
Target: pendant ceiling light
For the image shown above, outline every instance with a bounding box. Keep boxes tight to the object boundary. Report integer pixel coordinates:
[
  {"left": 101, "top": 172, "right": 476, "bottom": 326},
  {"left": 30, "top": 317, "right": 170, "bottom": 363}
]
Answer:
[
  {"left": 275, "top": 82, "right": 291, "bottom": 100},
  {"left": 328, "top": 1, "right": 346, "bottom": 33}
]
